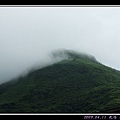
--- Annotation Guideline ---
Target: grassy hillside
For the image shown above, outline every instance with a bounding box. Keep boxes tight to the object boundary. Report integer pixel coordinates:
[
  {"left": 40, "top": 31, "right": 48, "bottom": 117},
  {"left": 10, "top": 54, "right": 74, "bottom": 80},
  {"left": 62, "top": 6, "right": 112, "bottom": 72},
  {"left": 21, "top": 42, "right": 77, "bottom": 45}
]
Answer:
[{"left": 0, "top": 50, "right": 120, "bottom": 113}]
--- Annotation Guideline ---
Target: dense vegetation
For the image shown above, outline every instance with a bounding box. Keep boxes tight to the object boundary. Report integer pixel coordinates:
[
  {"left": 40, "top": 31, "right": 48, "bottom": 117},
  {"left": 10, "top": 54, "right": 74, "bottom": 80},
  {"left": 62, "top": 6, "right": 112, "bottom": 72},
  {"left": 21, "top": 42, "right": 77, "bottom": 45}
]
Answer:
[{"left": 0, "top": 50, "right": 120, "bottom": 113}]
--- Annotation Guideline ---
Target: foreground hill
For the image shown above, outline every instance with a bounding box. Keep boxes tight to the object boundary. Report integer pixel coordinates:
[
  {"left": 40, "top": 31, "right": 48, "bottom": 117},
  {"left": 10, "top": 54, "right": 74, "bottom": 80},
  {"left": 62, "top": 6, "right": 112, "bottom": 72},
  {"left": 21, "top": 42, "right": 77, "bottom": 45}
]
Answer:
[{"left": 0, "top": 50, "right": 120, "bottom": 113}]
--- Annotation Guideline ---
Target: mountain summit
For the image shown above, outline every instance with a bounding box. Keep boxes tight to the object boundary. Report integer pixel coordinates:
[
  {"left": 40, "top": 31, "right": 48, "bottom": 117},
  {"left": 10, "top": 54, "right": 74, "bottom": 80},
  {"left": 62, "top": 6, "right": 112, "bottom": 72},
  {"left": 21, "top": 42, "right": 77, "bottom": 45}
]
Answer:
[
  {"left": 51, "top": 49, "right": 98, "bottom": 63},
  {"left": 0, "top": 49, "right": 120, "bottom": 113}
]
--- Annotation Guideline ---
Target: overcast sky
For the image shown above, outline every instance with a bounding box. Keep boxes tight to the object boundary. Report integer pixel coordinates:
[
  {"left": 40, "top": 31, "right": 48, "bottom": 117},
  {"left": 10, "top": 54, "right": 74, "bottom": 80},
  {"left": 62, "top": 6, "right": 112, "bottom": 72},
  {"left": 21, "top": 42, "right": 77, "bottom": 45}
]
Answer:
[{"left": 0, "top": 6, "right": 120, "bottom": 84}]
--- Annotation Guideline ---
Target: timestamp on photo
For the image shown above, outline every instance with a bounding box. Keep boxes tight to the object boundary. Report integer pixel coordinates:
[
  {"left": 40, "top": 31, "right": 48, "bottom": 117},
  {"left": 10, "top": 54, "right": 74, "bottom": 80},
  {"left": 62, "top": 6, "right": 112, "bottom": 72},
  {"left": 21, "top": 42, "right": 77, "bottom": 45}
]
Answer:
[{"left": 84, "top": 115, "right": 119, "bottom": 120}]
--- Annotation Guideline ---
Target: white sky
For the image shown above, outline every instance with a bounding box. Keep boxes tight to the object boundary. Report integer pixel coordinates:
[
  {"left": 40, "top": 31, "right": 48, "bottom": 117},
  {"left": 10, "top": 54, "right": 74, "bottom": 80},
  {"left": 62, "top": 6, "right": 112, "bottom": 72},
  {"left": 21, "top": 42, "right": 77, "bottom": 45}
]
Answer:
[{"left": 0, "top": 6, "right": 120, "bottom": 83}]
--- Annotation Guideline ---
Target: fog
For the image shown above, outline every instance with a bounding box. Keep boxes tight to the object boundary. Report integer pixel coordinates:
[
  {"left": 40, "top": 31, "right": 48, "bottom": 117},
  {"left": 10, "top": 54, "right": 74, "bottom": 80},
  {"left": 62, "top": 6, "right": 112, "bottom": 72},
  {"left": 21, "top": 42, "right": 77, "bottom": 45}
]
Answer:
[{"left": 0, "top": 6, "right": 120, "bottom": 84}]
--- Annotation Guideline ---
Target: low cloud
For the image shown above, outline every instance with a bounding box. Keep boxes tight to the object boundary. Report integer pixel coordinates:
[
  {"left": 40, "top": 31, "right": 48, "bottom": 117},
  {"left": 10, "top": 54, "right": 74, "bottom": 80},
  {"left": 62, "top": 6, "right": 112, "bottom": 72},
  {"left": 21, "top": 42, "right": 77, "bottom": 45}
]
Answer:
[{"left": 0, "top": 7, "right": 120, "bottom": 84}]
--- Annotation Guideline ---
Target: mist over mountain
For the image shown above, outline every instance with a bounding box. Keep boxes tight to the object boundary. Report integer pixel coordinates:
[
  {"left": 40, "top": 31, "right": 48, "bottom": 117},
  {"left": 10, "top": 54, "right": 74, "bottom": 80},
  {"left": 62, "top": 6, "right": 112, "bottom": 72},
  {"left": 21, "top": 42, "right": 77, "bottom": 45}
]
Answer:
[
  {"left": 16, "top": 49, "right": 99, "bottom": 79},
  {"left": 51, "top": 49, "right": 98, "bottom": 63},
  {"left": 0, "top": 49, "right": 120, "bottom": 113},
  {"left": 5, "top": 49, "right": 99, "bottom": 84}
]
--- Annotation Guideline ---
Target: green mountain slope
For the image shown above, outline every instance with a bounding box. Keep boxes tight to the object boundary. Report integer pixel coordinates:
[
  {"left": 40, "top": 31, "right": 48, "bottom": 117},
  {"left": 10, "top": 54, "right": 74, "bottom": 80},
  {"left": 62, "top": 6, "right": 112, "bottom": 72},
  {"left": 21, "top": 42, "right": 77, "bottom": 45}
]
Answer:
[{"left": 0, "top": 50, "right": 120, "bottom": 113}]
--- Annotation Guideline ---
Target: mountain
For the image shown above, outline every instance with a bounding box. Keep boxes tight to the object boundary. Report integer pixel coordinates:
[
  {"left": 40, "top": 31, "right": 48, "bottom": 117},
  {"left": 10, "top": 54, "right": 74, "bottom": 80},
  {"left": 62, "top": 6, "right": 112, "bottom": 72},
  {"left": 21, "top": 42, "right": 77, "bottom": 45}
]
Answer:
[{"left": 0, "top": 49, "right": 120, "bottom": 113}]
